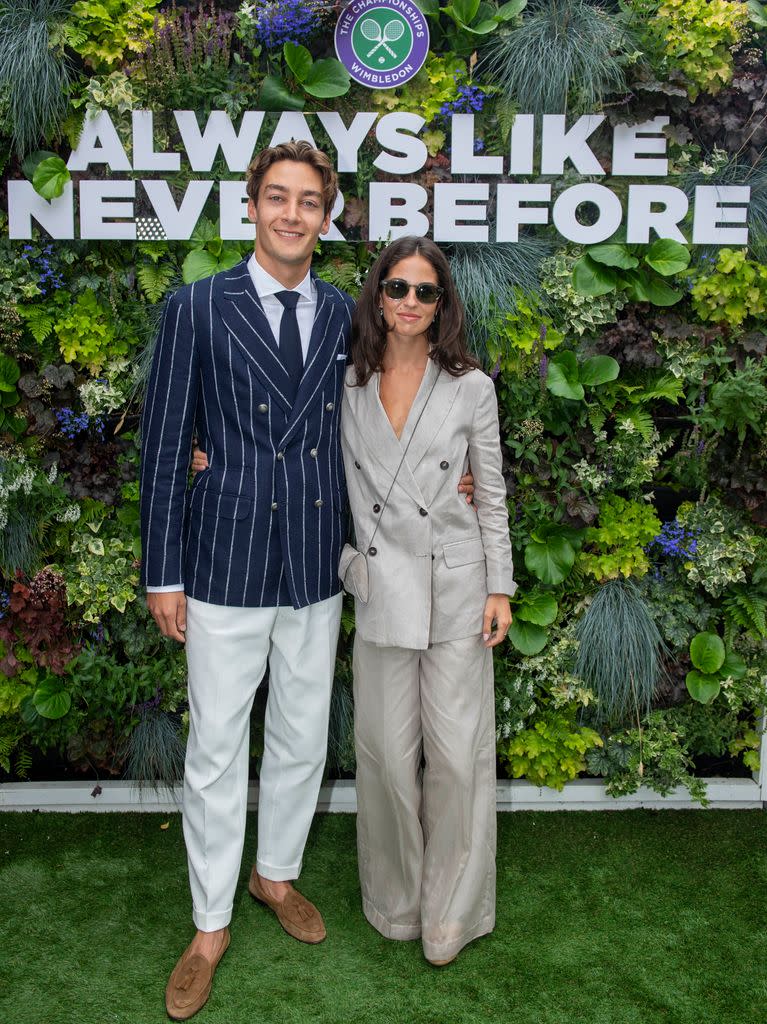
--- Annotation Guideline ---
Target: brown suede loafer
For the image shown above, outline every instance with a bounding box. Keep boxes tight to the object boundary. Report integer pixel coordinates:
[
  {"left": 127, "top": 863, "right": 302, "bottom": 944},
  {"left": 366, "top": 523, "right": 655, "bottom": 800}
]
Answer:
[
  {"left": 165, "top": 929, "right": 230, "bottom": 1021},
  {"left": 248, "top": 867, "right": 326, "bottom": 944}
]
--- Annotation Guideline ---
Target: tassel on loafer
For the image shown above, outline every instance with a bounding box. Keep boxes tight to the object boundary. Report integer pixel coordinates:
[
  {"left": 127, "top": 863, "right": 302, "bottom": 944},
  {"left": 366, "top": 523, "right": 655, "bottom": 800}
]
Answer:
[
  {"left": 165, "top": 928, "right": 230, "bottom": 1021},
  {"left": 248, "top": 867, "right": 326, "bottom": 944}
]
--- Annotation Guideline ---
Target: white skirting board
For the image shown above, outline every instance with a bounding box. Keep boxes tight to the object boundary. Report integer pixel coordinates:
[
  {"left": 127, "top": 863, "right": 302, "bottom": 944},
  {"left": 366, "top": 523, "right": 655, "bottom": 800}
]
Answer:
[{"left": 0, "top": 776, "right": 763, "bottom": 813}]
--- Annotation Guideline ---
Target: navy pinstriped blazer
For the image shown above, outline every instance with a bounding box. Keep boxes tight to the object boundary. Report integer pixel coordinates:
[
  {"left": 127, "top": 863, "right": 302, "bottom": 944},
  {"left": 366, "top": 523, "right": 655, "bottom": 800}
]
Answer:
[{"left": 139, "top": 259, "right": 355, "bottom": 609}]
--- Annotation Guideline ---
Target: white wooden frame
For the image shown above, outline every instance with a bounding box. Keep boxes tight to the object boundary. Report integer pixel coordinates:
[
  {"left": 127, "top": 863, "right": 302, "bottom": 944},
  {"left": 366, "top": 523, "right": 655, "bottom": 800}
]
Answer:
[{"left": 2, "top": 712, "right": 764, "bottom": 814}]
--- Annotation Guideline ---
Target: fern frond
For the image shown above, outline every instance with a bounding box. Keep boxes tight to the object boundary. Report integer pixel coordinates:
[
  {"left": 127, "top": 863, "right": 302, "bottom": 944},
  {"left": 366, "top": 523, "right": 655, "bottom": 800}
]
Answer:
[
  {"left": 315, "top": 258, "right": 362, "bottom": 297},
  {"left": 587, "top": 405, "right": 606, "bottom": 434},
  {"left": 630, "top": 373, "right": 685, "bottom": 406},
  {"left": 723, "top": 591, "right": 767, "bottom": 639},
  {"left": 619, "top": 408, "right": 654, "bottom": 441},
  {"left": 15, "top": 746, "right": 32, "bottom": 779},
  {"left": 495, "top": 96, "right": 520, "bottom": 146},
  {"left": 19, "top": 304, "right": 55, "bottom": 342},
  {"left": 137, "top": 241, "right": 169, "bottom": 263},
  {"left": 137, "top": 262, "right": 175, "bottom": 304}
]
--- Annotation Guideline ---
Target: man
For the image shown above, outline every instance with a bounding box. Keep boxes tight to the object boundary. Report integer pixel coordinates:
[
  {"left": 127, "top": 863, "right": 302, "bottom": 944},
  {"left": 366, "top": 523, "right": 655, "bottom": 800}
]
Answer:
[
  {"left": 141, "top": 141, "right": 473, "bottom": 1020},
  {"left": 141, "top": 141, "right": 354, "bottom": 1020}
]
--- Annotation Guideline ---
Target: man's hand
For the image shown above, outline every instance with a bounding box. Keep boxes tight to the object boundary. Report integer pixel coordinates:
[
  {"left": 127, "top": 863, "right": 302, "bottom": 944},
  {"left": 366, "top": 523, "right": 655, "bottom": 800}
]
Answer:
[
  {"left": 458, "top": 469, "right": 474, "bottom": 504},
  {"left": 482, "top": 594, "right": 512, "bottom": 648},
  {"left": 191, "top": 447, "right": 209, "bottom": 474},
  {"left": 147, "top": 591, "right": 187, "bottom": 643}
]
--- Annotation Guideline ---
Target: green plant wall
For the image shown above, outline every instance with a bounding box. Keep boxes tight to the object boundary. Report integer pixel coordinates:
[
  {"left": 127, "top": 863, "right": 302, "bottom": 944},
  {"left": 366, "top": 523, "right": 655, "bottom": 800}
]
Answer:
[{"left": 0, "top": 0, "right": 766, "bottom": 800}]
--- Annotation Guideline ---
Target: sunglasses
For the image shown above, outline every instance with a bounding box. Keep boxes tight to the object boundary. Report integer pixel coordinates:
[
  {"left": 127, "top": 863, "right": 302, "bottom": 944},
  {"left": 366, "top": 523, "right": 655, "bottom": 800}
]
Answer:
[{"left": 380, "top": 278, "right": 444, "bottom": 304}]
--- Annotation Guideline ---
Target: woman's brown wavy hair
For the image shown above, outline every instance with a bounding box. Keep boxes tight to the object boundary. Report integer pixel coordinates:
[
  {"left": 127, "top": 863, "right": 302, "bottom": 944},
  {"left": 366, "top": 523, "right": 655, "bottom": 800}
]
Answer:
[{"left": 350, "top": 236, "right": 479, "bottom": 386}]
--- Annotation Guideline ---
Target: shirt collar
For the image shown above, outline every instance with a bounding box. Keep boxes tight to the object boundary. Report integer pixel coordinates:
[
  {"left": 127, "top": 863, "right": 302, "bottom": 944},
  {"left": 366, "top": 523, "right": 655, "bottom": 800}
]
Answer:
[{"left": 248, "top": 253, "right": 314, "bottom": 302}]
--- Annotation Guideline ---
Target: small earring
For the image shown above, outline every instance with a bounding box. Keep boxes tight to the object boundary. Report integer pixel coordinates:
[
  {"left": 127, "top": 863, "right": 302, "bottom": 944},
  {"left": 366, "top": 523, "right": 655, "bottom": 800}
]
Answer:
[{"left": 378, "top": 306, "right": 384, "bottom": 318}]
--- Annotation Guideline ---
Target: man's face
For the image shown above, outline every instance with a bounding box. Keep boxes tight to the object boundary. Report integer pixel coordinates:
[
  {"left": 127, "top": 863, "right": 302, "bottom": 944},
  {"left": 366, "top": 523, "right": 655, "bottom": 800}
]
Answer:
[{"left": 248, "top": 160, "right": 331, "bottom": 282}]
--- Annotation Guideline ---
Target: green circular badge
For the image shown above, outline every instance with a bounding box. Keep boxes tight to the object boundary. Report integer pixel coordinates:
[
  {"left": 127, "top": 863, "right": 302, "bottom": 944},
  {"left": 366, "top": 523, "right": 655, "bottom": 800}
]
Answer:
[{"left": 350, "top": 9, "right": 413, "bottom": 72}]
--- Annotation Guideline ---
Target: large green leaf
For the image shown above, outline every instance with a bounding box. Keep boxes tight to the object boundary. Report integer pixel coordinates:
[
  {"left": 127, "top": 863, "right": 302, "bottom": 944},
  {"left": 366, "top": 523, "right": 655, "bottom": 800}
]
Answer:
[
  {"left": 720, "top": 651, "right": 747, "bottom": 680},
  {"left": 685, "top": 671, "right": 721, "bottom": 705},
  {"left": 634, "top": 273, "right": 682, "bottom": 306},
  {"left": 182, "top": 246, "right": 242, "bottom": 283},
  {"left": 32, "top": 156, "right": 71, "bottom": 200},
  {"left": 259, "top": 74, "right": 305, "bottom": 111},
  {"left": 644, "top": 238, "right": 691, "bottom": 277},
  {"left": 462, "top": 17, "right": 499, "bottom": 32},
  {"left": 33, "top": 679, "right": 72, "bottom": 720},
  {"left": 572, "top": 255, "right": 617, "bottom": 297},
  {"left": 748, "top": 0, "right": 767, "bottom": 27},
  {"left": 303, "top": 59, "right": 351, "bottom": 98},
  {"left": 449, "top": 0, "right": 481, "bottom": 23},
  {"left": 496, "top": 0, "right": 527, "bottom": 19},
  {"left": 515, "top": 591, "right": 558, "bottom": 626},
  {"left": 690, "top": 632, "right": 725, "bottom": 674},
  {"left": 547, "top": 352, "right": 584, "bottom": 401},
  {"left": 524, "top": 535, "right": 576, "bottom": 585},
  {"left": 509, "top": 618, "right": 548, "bottom": 655},
  {"left": 22, "top": 150, "right": 57, "bottom": 181},
  {"left": 0, "top": 353, "right": 20, "bottom": 392},
  {"left": 580, "top": 355, "right": 620, "bottom": 387},
  {"left": 587, "top": 244, "right": 639, "bottom": 270},
  {"left": 283, "top": 42, "right": 312, "bottom": 83}
]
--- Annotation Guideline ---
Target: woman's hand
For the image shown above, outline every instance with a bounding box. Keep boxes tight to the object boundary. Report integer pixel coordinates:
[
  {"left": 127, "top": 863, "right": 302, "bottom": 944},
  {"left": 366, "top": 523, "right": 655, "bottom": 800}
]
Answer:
[
  {"left": 482, "top": 594, "right": 512, "bottom": 647},
  {"left": 191, "top": 446, "right": 209, "bottom": 474}
]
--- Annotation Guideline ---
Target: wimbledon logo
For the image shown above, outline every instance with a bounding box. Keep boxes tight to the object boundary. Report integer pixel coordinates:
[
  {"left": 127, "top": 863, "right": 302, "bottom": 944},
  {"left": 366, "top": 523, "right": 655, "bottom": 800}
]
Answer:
[{"left": 335, "top": 0, "right": 429, "bottom": 89}]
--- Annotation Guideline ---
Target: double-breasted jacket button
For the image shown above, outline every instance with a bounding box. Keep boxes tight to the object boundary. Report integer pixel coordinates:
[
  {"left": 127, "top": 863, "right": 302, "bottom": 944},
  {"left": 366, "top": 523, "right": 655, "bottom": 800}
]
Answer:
[
  {"left": 368, "top": 546, "right": 377, "bottom": 556},
  {"left": 373, "top": 503, "right": 381, "bottom": 513},
  {"left": 309, "top": 448, "right": 318, "bottom": 458},
  {"left": 419, "top": 507, "right": 428, "bottom": 517},
  {"left": 354, "top": 460, "right": 361, "bottom": 469},
  {"left": 440, "top": 460, "right": 449, "bottom": 470},
  {"left": 314, "top": 498, "right": 323, "bottom": 508},
  {"left": 325, "top": 402, "right": 334, "bottom": 412},
  {"left": 276, "top": 451, "right": 284, "bottom": 461},
  {"left": 258, "top": 403, "right": 268, "bottom": 413},
  {"left": 271, "top": 501, "right": 278, "bottom": 510}
]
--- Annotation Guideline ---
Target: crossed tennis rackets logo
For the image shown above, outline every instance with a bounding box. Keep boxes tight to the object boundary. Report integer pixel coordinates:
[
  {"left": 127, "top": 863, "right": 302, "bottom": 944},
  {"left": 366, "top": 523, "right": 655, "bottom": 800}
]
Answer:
[
  {"left": 360, "top": 17, "right": 405, "bottom": 60},
  {"left": 334, "top": 0, "right": 429, "bottom": 88}
]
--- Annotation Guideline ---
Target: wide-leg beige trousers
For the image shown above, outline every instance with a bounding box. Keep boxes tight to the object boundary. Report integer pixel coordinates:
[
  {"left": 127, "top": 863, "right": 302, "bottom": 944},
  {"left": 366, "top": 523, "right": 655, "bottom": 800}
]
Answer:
[{"left": 353, "top": 633, "right": 496, "bottom": 962}]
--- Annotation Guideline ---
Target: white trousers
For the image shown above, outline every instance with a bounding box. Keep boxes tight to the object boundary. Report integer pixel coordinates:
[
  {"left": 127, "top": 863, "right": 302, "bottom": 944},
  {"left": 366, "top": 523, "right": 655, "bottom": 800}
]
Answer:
[
  {"left": 353, "top": 634, "right": 496, "bottom": 962},
  {"left": 183, "top": 593, "right": 343, "bottom": 932}
]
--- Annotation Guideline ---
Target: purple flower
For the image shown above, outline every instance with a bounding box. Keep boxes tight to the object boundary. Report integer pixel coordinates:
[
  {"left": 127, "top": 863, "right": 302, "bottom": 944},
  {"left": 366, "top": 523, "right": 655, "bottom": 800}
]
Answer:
[
  {"left": 56, "top": 407, "right": 91, "bottom": 440},
  {"left": 439, "top": 82, "right": 490, "bottom": 120},
  {"left": 646, "top": 519, "right": 700, "bottom": 560},
  {"left": 490, "top": 356, "right": 501, "bottom": 380},
  {"left": 253, "top": 0, "right": 320, "bottom": 48}
]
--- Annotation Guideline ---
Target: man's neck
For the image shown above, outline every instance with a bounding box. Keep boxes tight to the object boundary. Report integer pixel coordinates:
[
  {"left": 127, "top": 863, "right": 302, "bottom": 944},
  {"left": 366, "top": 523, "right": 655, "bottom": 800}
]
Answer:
[{"left": 253, "top": 249, "right": 311, "bottom": 290}]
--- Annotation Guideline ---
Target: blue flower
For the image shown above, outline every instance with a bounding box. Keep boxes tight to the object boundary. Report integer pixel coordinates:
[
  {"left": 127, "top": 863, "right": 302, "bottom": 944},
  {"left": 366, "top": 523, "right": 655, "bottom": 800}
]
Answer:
[
  {"left": 646, "top": 519, "right": 699, "bottom": 560},
  {"left": 253, "top": 0, "right": 320, "bottom": 48}
]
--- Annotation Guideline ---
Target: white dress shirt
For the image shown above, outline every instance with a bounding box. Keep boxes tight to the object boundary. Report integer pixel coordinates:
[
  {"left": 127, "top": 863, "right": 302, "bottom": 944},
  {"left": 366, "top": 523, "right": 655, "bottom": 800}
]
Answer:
[{"left": 147, "top": 254, "right": 318, "bottom": 594}]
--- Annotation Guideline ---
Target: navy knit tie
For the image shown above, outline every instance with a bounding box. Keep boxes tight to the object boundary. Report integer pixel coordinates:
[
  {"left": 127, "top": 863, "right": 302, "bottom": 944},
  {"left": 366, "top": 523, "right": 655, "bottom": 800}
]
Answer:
[{"left": 276, "top": 290, "right": 303, "bottom": 406}]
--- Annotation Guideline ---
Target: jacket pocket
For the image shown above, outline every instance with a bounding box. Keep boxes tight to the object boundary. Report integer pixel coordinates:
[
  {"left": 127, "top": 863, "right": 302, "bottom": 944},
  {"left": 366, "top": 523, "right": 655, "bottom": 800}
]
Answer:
[
  {"left": 442, "top": 538, "right": 485, "bottom": 568},
  {"left": 189, "top": 489, "right": 252, "bottom": 520}
]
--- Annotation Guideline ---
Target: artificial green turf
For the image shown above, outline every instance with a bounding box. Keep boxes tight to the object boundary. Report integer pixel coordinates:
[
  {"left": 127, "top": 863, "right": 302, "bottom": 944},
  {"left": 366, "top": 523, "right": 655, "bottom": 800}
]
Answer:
[{"left": 1, "top": 810, "right": 766, "bottom": 1024}]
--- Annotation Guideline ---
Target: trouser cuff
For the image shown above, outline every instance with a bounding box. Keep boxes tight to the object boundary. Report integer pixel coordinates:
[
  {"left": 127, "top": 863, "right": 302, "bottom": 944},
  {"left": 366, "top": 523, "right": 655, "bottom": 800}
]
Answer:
[
  {"left": 256, "top": 858, "right": 302, "bottom": 882},
  {"left": 192, "top": 906, "right": 233, "bottom": 932}
]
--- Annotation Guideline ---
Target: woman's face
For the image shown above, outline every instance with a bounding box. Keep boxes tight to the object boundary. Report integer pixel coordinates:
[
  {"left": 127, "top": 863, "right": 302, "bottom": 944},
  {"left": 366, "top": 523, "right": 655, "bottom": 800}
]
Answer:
[{"left": 379, "top": 253, "right": 441, "bottom": 345}]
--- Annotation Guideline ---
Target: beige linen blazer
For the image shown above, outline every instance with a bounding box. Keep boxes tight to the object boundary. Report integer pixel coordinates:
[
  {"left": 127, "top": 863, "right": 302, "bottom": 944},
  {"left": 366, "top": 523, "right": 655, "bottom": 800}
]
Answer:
[{"left": 340, "top": 358, "right": 516, "bottom": 650}]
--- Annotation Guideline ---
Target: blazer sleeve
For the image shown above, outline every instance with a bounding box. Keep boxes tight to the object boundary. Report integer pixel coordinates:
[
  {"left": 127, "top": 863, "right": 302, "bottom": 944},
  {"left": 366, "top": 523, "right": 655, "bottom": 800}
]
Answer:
[
  {"left": 468, "top": 373, "right": 517, "bottom": 597},
  {"left": 139, "top": 286, "right": 200, "bottom": 589}
]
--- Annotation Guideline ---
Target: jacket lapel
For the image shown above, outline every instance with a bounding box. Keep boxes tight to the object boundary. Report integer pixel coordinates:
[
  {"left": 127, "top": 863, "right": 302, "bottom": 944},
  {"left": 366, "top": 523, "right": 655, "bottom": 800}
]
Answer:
[
  {"left": 278, "top": 278, "right": 349, "bottom": 448},
  {"left": 401, "top": 362, "right": 460, "bottom": 473},
  {"left": 211, "top": 260, "right": 293, "bottom": 415},
  {"left": 345, "top": 367, "right": 426, "bottom": 507}
]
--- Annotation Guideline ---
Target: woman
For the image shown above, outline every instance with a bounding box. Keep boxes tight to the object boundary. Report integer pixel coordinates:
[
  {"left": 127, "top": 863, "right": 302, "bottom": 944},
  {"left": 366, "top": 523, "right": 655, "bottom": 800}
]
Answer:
[{"left": 340, "top": 236, "right": 515, "bottom": 966}]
